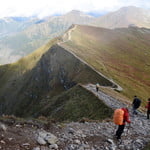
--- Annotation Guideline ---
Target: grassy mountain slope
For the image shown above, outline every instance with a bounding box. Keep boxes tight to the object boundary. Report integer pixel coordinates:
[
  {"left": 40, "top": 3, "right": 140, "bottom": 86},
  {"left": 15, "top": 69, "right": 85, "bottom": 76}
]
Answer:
[
  {"left": 0, "top": 37, "right": 113, "bottom": 117},
  {"left": 61, "top": 25, "right": 150, "bottom": 104},
  {"left": 36, "top": 84, "right": 113, "bottom": 121}
]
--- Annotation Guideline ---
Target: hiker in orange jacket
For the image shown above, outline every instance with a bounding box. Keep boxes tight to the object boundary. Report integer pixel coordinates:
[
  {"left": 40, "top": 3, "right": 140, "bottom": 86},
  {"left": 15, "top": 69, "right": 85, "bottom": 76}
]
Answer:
[
  {"left": 145, "top": 98, "right": 150, "bottom": 119},
  {"left": 115, "top": 108, "right": 131, "bottom": 140}
]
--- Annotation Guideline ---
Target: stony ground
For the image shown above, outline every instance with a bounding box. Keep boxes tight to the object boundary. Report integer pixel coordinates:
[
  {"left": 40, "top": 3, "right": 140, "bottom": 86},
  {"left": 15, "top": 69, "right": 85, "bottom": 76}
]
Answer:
[{"left": 0, "top": 84, "right": 150, "bottom": 150}]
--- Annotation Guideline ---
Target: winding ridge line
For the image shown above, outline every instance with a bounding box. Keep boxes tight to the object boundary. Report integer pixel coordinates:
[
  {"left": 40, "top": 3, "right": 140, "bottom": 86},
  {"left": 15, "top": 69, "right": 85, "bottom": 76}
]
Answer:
[
  {"left": 58, "top": 25, "right": 122, "bottom": 91},
  {"left": 58, "top": 25, "right": 150, "bottom": 149}
]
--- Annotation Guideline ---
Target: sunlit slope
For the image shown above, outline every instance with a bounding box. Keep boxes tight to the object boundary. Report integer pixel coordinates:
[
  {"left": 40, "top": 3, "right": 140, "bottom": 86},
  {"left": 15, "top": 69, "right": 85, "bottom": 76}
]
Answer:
[{"left": 61, "top": 25, "right": 150, "bottom": 102}]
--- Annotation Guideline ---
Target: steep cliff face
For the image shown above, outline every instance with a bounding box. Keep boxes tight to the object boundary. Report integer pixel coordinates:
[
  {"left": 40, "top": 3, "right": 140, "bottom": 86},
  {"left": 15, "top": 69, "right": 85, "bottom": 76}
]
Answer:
[{"left": 0, "top": 44, "right": 113, "bottom": 117}]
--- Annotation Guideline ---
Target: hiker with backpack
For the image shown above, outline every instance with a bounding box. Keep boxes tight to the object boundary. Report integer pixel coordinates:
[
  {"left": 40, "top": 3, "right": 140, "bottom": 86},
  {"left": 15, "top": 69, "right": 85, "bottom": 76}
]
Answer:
[
  {"left": 145, "top": 98, "right": 150, "bottom": 119},
  {"left": 113, "top": 107, "right": 131, "bottom": 141},
  {"left": 132, "top": 95, "right": 141, "bottom": 115}
]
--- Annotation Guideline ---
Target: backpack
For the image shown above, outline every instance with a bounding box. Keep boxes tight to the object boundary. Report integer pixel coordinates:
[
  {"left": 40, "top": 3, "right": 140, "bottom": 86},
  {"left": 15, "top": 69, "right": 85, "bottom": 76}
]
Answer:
[
  {"left": 113, "top": 109, "right": 124, "bottom": 125},
  {"left": 133, "top": 98, "right": 141, "bottom": 108},
  {"left": 96, "top": 83, "right": 100, "bottom": 88}
]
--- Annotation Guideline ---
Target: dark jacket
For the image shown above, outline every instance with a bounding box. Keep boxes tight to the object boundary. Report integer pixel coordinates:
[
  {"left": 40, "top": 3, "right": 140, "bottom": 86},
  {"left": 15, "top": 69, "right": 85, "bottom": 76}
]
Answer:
[
  {"left": 132, "top": 98, "right": 141, "bottom": 109},
  {"left": 121, "top": 108, "right": 131, "bottom": 125}
]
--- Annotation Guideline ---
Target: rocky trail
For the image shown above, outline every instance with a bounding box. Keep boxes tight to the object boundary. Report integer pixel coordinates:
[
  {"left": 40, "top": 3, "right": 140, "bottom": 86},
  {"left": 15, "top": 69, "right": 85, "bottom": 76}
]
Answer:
[
  {"left": 82, "top": 84, "right": 150, "bottom": 149},
  {"left": 0, "top": 83, "right": 150, "bottom": 150}
]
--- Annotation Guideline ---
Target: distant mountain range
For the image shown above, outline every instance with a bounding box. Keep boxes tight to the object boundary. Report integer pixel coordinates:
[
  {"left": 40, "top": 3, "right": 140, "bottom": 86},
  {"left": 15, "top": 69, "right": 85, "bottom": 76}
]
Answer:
[
  {"left": 0, "top": 16, "right": 37, "bottom": 37},
  {"left": 0, "top": 6, "right": 150, "bottom": 64},
  {"left": 93, "top": 6, "right": 150, "bottom": 28}
]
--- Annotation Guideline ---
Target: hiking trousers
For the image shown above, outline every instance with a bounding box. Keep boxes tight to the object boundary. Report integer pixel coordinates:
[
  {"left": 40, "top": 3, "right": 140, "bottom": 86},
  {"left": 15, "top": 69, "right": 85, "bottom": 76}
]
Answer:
[
  {"left": 116, "top": 125, "right": 125, "bottom": 139},
  {"left": 132, "top": 106, "right": 138, "bottom": 115},
  {"left": 96, "top": 87, "right": 99, "bottom": 92},
  {"left": 147, "top": 110, "right": 150, "bottom": 119}
]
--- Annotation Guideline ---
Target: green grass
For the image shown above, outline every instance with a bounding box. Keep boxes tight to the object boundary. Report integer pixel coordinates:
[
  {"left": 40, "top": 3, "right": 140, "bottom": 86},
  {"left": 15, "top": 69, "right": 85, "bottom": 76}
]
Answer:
[
  {"left": 62, "top": 25, "right": 150, "bottom": 105},
  {"left": 0, "top": 38, "right": 57, "bottom": 92},
  {"left": 0, "top": 40, "right": 113, "bottom": 117},
  {"left": 39, "top": 84, "right": 113, "bottom": 121},
  {"left": 143, "top": 142, "right": 150, "bottom": 150}
]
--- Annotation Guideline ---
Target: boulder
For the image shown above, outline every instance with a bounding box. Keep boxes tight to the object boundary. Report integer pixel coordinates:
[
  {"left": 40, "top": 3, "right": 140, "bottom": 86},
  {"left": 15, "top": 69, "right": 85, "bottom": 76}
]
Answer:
[{"left": 36, "top": 130, "right": 58, "bottom": 145}]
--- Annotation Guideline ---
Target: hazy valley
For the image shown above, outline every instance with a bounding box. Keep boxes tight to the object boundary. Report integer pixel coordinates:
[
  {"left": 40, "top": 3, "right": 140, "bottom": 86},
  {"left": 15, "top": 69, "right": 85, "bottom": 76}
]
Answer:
[{"left": 0, "top": 6, "right": 150, "bottom": 65}]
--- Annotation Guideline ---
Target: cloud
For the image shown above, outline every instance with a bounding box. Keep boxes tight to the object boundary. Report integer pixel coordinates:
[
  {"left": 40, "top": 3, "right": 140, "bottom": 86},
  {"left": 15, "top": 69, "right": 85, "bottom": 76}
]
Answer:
[{"left": 0, "top": 0, "right": 149, "bottom": 18}]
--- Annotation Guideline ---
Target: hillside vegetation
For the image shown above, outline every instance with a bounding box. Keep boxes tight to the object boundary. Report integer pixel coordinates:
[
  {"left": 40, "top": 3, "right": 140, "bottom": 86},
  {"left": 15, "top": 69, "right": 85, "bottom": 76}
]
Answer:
[
  {"left": 0, "top": 38, "right": 113, "bottom": 117},
  {"left": 61, "top": 25, "right": 150, "bottom": 104},
  {"left": 38, "top": 84, "right": 113, "bottom": 121}
]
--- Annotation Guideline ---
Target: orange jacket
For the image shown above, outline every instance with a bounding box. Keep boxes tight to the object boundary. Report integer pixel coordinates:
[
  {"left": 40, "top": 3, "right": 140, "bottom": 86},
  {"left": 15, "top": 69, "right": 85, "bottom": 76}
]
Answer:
[{"left": 121, "top": 108, "right": 131, "bottom": 125}]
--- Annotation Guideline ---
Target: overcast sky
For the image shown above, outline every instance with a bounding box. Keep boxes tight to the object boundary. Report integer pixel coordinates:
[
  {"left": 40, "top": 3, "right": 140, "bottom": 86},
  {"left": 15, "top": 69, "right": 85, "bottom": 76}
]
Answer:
[{"left": 0, "top": 0, "right": 150, "bottom": 18}]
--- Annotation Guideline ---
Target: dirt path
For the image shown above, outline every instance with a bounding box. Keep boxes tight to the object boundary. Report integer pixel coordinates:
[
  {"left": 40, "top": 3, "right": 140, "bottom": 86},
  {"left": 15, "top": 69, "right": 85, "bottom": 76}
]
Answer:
[
  {"left": 58, "top": 25, "right": 77, "bottom": 44},
  {"left": 58, "top": 25, "right": 122, "bottom": 91}
]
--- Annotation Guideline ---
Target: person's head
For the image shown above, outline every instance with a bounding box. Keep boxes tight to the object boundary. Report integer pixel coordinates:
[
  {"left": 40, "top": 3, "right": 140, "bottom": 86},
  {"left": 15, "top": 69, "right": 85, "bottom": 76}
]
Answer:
[
  {"left": 148, "top": 98, "right": 150, "bottom": 101},
  {"left": 134, "top": 95, "right": 137, "bottom": 98}
]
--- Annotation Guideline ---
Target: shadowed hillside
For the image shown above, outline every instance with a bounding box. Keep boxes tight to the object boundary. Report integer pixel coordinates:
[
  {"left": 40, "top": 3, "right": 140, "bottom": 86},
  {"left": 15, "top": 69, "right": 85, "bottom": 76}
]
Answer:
[
  {"left": 0, "top": 39, "right": 113, "bottom": 117},
  {"left": 38, "top": 84, "right": 113, "bottom": 121},
  {"left": 61, "top": 25, "right": 150, "bottom": 103}
]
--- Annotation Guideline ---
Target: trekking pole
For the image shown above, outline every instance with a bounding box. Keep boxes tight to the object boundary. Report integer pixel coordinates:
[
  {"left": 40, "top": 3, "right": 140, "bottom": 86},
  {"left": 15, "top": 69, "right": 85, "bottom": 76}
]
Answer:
[
  {"left": 113, "top": 125, "right": 117, "bottom": 135},
  {"left": 126, "top": 123, "right": 131, "bottom": 136}
]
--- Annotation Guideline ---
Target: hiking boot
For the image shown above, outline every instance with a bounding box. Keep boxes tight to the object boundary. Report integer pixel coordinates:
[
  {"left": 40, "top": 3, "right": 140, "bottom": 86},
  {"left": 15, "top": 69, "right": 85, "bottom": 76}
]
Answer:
[
  {"left": 113, "top": 135, "right": 117, "bottom": 138},
  {"left": 117, "top": 139, "right": 122, "bottom": 144},
  {"left": 113, "top": 136, "right": 122, "bottom": 144}
]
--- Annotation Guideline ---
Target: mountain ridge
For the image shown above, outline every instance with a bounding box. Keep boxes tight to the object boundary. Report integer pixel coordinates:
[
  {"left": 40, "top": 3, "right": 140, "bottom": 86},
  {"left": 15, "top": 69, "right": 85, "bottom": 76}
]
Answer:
[
  {"left": 0, "top": 23, "right": 150, "bottom": 149},
  {"left": 0, "top": 6, "right": 150, "bottom": 64},
  {"left": 0, "top": 37, "right": 114, "bottom": 116},
  {"left": 60, "top": 24, "right": 150, "bottom": 102}
]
